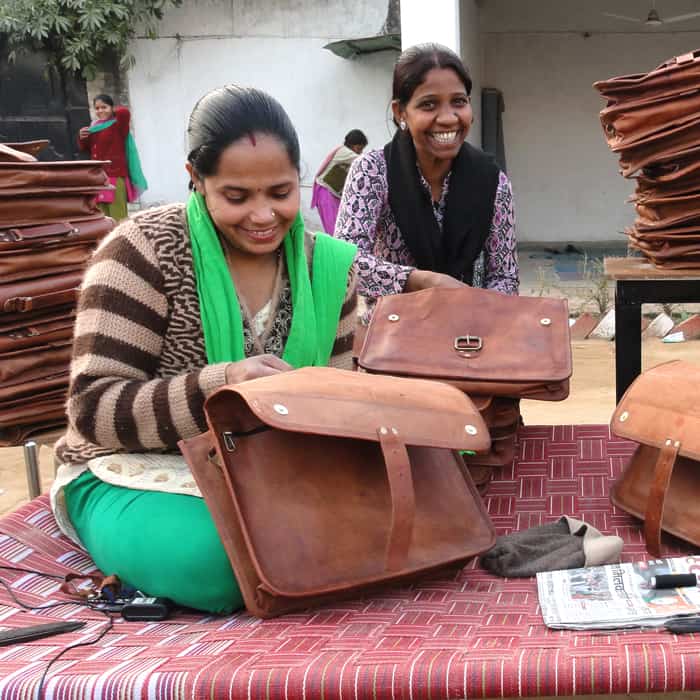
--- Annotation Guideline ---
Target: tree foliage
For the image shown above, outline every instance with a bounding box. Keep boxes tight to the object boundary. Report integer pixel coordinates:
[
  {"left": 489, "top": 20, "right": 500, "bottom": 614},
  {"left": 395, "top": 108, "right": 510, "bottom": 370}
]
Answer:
[{"left": 0, "top": 0, "right": 182, "bottom": 77}]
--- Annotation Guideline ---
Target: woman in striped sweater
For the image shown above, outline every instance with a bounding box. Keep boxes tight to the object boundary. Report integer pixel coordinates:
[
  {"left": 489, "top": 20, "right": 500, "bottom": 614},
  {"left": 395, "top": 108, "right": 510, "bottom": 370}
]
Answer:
[{"left": 51, "top": 86, "right": 358, "bottom": 614}]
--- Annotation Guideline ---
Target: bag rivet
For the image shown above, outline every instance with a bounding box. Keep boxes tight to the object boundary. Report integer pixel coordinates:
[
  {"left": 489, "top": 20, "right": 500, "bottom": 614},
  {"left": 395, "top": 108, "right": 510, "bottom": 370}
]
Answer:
[
  {"left": 379, "top": 426, "right": 388, "bottom": 435},
  {"left": 391, "top": 427, "right": 398, "bottom": 435},
  {"left": 540, "top": 318, "right": 551, "bottom": 326},
  {"left": 619, "top": 411, "right": 629, "bottom": 422},
  {"left": 675, "top": 440, "right": 681, "bottom": 448},
  {"left": 388, "top": 314, "right": 400, "bottom": 322},
  {"left": 273, "top": 403, "right": 289, "bottom": 415},
  {"left": 465, "top": 425, "right": 478, "bottom": 435}
]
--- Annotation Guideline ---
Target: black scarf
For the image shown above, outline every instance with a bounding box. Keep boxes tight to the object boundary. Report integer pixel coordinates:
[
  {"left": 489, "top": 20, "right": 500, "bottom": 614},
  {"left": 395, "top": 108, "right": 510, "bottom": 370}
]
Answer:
[{"left": 384, "top": 130, "right": 500, "bottom": 284}]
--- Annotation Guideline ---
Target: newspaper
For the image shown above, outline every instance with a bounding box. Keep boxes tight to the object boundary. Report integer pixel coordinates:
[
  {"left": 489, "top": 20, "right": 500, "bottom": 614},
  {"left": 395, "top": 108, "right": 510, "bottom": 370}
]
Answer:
[{"left": 537, "top": 556, "right": 700, "bottom": 630}]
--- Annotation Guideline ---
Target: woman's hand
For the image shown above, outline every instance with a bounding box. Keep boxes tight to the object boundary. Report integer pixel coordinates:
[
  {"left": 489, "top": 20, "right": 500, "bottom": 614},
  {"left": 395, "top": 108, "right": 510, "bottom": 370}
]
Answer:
[
  {"left": 79, "top": 127, "right": 90, "bottom": 139},
  {"left": 224, "top": 354, "right": 292, "bottom": 384},
  {"left": 404, "top": 269, "right": 467, "bottom": 292}
]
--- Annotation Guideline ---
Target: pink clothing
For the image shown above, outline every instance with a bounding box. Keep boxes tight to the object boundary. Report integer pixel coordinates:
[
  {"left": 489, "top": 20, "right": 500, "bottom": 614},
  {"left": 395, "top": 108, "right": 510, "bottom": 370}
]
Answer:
[
  {"left": 312, "top": 182, "right": 341, "bottom": 234},
  {"left": 97, "top": 175, "right": 137, "bottom": 204}
]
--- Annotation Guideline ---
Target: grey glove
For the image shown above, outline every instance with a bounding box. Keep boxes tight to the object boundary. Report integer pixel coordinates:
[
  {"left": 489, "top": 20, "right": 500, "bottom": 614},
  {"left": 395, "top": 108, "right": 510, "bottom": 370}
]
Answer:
[{"left": 480, "top": 516, "right": 623, "bottom": 578}]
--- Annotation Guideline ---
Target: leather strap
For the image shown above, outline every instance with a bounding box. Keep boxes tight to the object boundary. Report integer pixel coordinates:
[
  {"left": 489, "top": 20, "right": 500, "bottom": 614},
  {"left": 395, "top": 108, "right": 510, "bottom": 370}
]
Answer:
[
  {"left": 377, "top": 427, "right": 415, "bottom": 572},
  {"left": 3, "top": 287, "right": 79, "bottom": 313},
  {"left": 644, "top": 439, "right": 680, "bottom": 557}
]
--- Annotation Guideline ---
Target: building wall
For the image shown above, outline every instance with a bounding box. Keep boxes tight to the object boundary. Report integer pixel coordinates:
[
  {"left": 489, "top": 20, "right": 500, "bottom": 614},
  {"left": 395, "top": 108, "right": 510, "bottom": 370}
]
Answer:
[
  {"left": 481, "top": 0, "right": 700, "bottom": 242},
  {"left": 459, "top": 0, "right": 482, "bottom": 148},
  {"left": 128, "top": 0, "right": 396, "bottom": 227}
]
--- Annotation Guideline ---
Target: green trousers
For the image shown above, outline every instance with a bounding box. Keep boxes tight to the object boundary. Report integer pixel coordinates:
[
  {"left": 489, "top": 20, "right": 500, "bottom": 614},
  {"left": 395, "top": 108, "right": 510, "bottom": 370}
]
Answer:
[
  {"left": 99, "top": 177, "right": 128, "bottom": 221},
  {"left": 64, "top": 471, "right": 243, "bottom": 614}
]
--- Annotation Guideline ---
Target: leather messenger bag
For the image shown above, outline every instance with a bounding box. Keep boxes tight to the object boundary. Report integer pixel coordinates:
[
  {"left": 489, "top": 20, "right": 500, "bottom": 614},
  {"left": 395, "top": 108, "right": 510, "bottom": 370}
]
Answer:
[
  {"left": 0, "top": 217, "right": 114, "bottom": 284},
  {"left": 594, "top": 50, "right": 700, "bottom": 104},
  {"left": 610, "top": 360, "right": 700, "bottom": 557},
  {"left": 179, "top": 367, "right": 496, "bottom": 618},
  {"left": 357, "top": 287, "right": 572, "bottom": 401}
]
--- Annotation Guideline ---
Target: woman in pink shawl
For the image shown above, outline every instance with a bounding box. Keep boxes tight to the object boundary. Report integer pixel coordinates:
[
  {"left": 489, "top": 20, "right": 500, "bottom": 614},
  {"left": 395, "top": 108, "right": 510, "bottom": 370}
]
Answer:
[{"left": 311, "top": 129, "right": 367, "bottom": 234}]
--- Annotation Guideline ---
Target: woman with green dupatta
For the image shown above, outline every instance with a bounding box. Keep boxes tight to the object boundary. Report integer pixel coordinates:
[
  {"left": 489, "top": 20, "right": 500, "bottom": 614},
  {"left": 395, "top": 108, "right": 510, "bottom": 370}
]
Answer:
[
  {"left": 52, "top": 86, "right": 358, "bottom": 614},
  {"left": 78, "top": 93, "right": 148, "bottom": 220}
]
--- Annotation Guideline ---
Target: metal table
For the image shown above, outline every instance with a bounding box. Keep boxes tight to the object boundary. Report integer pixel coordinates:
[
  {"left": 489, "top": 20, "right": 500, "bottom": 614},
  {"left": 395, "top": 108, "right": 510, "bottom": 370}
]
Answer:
[{"left": 604, "top": 257, "right": 700, "bottom": 402}]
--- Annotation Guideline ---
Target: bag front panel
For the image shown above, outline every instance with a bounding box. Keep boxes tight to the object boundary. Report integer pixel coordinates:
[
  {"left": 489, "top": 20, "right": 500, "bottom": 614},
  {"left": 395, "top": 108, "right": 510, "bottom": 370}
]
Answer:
[{"left": 218, "top": 429, "right": 494, "bottom": 596}]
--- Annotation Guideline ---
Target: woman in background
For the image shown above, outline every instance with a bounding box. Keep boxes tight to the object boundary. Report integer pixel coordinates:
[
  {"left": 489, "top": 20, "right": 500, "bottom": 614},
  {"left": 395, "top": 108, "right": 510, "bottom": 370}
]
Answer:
[
  {"left": 335, "top": 44, "right": 518, "bottom": 321},
  {"left": 311, "top": 129, "right": 368, "bottom": 234},
  {"left": 78, "top": 93, "right": 147, "bottom": 221}
]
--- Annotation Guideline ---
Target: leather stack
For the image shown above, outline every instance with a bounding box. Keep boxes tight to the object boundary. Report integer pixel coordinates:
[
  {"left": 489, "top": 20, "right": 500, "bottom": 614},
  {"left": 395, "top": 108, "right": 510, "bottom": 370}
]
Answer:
[
  {"left": 0, "top": 142, "right": 114, "bottom": 446},
  {"left": 594, "top": 50, "right": 700, "bottom": 268}
]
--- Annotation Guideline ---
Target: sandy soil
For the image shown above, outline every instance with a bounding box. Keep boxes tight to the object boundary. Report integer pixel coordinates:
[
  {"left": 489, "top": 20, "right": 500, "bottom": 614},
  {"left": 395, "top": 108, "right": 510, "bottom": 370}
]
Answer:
[{"left": 1, "top": 337, "right": 698, "bottom": 517}]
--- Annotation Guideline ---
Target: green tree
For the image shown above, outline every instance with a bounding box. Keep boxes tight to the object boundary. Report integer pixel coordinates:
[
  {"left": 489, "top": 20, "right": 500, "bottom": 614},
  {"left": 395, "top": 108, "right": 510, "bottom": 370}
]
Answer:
[{"left": 0, "top": 0, "right": 182, "bottom": 78}]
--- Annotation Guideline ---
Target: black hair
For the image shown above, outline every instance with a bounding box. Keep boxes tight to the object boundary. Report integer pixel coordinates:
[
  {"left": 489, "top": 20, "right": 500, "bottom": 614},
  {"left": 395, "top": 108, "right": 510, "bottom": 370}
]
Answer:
[
  {"left": 391, "top": 43, "right": 472, "bottom": 125},
  {"left": 344, "top": 129, "right": 368, "bottom": 148},
  {"left": 93, "top": 94, "right": 114, "bottom": 107},
  {"left": 187, "top": 85, "right": 300, "bottom": 186}
]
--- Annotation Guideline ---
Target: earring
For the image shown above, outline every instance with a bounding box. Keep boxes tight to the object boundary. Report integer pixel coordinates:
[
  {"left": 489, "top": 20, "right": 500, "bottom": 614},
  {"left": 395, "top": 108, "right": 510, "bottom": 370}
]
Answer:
[{"left": 399, "top": 120, "right": 407, "bottom": 131}]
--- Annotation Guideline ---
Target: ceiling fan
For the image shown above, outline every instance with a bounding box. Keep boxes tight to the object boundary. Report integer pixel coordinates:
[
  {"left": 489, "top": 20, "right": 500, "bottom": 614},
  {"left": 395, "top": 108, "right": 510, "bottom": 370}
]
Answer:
[{"left": 603, "top": 1, "right": 700, "bottom": 25}]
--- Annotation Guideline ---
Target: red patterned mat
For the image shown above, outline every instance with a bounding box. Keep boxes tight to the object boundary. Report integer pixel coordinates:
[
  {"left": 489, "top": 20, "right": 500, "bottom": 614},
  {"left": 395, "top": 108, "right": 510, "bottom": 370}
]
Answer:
[{"left": 0, "top": 425, "right": 697, "bottom": 699}]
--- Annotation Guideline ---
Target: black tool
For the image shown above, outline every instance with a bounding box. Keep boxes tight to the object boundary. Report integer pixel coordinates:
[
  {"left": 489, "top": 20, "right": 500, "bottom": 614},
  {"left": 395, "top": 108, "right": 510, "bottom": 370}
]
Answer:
[
  {"left": 0, "top": 620, "right": 86, "bottom": 646},
  {"left": 651, "top": 573, "right": 698, "bottom": 589},
  {"left": 665, "top": 616, "right": 700, "bottom": 634}
]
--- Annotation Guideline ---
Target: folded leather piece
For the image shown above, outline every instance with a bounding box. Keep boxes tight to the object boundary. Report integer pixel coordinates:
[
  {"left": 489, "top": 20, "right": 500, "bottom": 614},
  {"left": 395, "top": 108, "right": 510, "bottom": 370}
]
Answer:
[
  {"left": 480, "top": 516, "right": 623, "bottom": 578},
  {"left": 0, "top": 217, "right": 114, "bottom": 284},
  {"left": 594, "top": 50, "right": 700, "bottom": 104},
  {"left": 0, "top": 193, "right": 101, "bottom": 226},
  {"left": 1, "top": 141, "right": 49, "bottom": 158},
  {"left": 0, "top": 270, "right": 83, "bottom": 315},
  {"left": 180, "top": 367, "right": 496, "bottom": 618},
  {"left": 0, "top": 418, "right": 66, "bottom": 448},
  {"left": 0, "top": 161, "right": 109, "bottom": 191},
  {"left": 0, "top": 310, "right": 75, "bottom": 354}
]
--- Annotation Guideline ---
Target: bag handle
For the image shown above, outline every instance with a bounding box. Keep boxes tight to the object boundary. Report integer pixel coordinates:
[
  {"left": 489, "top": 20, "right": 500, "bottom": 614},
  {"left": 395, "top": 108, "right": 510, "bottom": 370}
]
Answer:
[
  {"left": 377, "top": 426, "right": 416, "bottom": 572},
  {"left": 644, "top": 439, "right": 680, "bottom": 557}
]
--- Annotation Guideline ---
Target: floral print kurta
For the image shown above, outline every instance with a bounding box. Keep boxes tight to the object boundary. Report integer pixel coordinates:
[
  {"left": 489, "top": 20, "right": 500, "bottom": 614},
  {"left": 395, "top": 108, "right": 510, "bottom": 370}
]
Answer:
[{"left": 335, "top": 148, "right": 519, "bottom": 317}]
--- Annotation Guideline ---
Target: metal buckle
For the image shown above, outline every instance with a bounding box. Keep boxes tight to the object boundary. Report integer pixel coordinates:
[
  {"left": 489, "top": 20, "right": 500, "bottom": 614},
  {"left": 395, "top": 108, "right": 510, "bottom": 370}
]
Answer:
[
  {"left": 454, "top": 335, "right": 482, "bottom": 356},
  {"left": 222, "top": 432, "right": 237, "bottom": 452}
]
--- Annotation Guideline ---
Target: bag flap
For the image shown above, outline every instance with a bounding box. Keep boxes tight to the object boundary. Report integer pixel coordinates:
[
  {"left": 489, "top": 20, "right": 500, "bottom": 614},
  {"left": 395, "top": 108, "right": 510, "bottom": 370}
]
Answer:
[
  {"left": 358, "top": 287, "right": 572, "bottom": 384},
  {"left": 611, "top": 360, "right": 700, "bottom": 460},
  {"left": 205, "top": 366, "right": 490, "bottom": 452}
]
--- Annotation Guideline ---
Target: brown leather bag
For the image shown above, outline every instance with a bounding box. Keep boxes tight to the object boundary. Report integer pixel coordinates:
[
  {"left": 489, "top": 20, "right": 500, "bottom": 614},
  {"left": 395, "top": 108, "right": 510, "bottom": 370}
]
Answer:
[
  {"left": 610, "top": 360, "right": 700, "bottom": 556},
  {"left": 0, "top": 160, "right": 109, "bottom": 192},
  {"left": 0, "top": 271, "right": 83, "bottom": 315},
  {"left": 0, "top": 193, "right": 101, "bottom": 226},
  {"left": 178, "top": 367, "right": 496, "bottom": 618},
  {"left": 600, "top": 89, "right": 700, "bottom": 151},
  {"left": 0, "top": 309, "right": 75, "bottom": 354},
  {"left": 0, "top": 217, "right": 113, "bottom": 283},
  {"left": 594, "top": 50, "right": 700, "bottom": 104},
  {"left": 358, "top": 288, "right": 572, "bottom": 400}
]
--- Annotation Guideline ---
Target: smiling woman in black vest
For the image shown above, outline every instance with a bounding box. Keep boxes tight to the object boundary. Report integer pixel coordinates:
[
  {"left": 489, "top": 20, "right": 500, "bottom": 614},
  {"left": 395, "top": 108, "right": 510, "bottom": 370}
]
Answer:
[{"left": 335, "top": 43, "right": 519, "bottom": 321}]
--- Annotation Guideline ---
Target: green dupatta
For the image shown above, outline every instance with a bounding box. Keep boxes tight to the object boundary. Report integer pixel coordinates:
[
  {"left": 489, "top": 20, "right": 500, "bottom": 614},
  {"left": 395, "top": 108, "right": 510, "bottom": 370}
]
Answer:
[
  {"left": 89, "top": 118, "right": 148, "bottom": 194},
  {"left": 186, "top": 191, "right": 356, "bottom": 367}
]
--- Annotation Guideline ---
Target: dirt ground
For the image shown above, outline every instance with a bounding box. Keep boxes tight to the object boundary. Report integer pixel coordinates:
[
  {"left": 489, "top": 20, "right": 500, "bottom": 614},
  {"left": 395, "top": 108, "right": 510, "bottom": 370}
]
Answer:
[{"left": 0, "top": 337, "right": 698, "bottom": 517}]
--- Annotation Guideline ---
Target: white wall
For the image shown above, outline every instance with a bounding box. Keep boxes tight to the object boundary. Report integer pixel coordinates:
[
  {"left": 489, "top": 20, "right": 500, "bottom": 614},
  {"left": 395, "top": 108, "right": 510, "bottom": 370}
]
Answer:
[
  {"left": 401, "top": 0, "right": 460, "bottom": 53},
  {"left": 480, "top": 0, "right": 700, "bottom": 242},
  {"left": 128, "top": 0, "right": 396, "bottom": 227},
  {"left": 460, "top": 0, "right": 482, "bottom": 147}
]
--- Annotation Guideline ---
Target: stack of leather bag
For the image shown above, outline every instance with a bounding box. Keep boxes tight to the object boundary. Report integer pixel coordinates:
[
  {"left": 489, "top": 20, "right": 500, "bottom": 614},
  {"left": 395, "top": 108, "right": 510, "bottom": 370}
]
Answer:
[
  {"left": 595, "top": 49, "right": 700, "bottom": 269},
  {"left": 0, "top": 141, "right": 114, "bottom": 445},
  {"left": 355, "top": 287, "right": 572, "bottom": 491}
]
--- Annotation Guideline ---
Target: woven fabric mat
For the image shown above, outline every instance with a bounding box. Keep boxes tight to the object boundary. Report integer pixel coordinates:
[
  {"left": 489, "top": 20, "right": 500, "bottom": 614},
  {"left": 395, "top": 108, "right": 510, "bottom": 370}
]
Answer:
[{"left": 0, "top": 425, "right": 697, "bottom": 699}]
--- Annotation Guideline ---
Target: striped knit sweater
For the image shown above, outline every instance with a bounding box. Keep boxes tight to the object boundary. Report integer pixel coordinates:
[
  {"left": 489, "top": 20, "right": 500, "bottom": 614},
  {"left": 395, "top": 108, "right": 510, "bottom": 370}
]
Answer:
[{"left": 55, "top": 203, "right": 358, "bottom": 466}]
